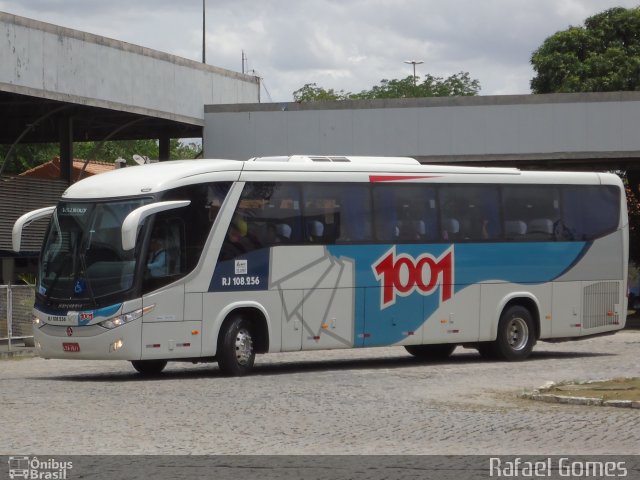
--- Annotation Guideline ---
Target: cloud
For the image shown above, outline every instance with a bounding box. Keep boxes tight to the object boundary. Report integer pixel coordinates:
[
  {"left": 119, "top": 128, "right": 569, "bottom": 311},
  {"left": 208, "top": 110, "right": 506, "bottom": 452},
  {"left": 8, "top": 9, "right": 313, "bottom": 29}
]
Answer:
[{"left": 1, "top": 0, "right": 639, "bottom": 101}]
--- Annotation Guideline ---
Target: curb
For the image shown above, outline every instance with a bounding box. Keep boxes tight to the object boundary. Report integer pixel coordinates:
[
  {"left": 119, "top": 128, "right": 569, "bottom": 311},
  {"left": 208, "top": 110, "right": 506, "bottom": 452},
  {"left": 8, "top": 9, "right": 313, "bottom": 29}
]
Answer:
[
  {"left": 520, "top": 392, "right": 640, "bottom": 409},
  {"left": 0, "top": 348, "right": 37, "bottom": 360}
]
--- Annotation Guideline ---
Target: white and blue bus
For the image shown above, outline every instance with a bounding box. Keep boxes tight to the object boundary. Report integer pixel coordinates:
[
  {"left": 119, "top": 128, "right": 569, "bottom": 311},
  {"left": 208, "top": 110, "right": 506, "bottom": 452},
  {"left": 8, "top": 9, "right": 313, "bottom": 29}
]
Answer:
[{"left": 13, "top": 156, "right": 628, "bottom": 375}]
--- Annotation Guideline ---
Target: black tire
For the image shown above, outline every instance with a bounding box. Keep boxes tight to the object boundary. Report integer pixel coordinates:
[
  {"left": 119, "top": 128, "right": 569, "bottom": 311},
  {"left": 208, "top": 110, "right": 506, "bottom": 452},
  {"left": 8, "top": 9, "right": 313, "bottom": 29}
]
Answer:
[
  {"left": 217, "top": 316, "right": 255, "bottom": 376},
  {"left": 490, "top": 305, "right": 536, "bottom": 361},
  {"left": 131, "top": 359, "right": 167, "bottom": 375},
  {"left": 405, "top": 344, "right": 456, "bottom": 360}
]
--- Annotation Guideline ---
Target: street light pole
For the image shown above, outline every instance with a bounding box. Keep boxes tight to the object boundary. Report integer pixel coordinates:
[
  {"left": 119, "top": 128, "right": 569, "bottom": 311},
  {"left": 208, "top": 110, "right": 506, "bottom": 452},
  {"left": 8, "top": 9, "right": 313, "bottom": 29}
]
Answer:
[{"left": 404, "top": 60, "right": 424, "bottom": 87}]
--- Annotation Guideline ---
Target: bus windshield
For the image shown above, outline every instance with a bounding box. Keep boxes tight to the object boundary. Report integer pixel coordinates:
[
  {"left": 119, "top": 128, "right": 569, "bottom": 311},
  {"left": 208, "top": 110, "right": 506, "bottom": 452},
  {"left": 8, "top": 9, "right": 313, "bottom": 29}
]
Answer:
[{"left": 39, "top": 199, "right": 151, "bottom": 303}]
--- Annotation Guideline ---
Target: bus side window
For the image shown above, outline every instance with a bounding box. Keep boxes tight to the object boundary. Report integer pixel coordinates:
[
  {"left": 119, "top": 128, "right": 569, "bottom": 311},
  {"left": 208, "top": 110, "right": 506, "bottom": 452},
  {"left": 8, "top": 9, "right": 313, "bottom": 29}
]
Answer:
[
  {"left": 502, "top": 185, "right": 560, "bottom": 242},
  {"left": 373, "top": 184, "right": 435, "bottom": 243},
  {"left": 143, "top": 217, "right": 186, "bottom": 292},
  {"left": 562, "top": 185, "right": 620, "bottom": 241},
  {"left": 302, "top": 183, "right": 371, "bottom": 245},
  {"left": 440, "top": 185, "right": 500, "bottom": 242}
]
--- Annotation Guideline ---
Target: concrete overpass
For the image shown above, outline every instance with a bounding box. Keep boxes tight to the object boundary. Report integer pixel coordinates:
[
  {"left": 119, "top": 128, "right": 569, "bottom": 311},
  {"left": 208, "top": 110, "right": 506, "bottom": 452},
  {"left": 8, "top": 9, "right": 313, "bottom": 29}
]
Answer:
[
  {"left": 0, "top": 12, "right": 260, "bottom": 180},
  {"left": 203, "top": 91, "right": 640, "bottom": 172}
]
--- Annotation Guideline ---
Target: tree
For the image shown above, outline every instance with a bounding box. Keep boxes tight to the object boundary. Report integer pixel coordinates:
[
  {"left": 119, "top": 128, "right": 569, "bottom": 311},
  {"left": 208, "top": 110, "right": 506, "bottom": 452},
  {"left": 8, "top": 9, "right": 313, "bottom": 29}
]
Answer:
[
  {"left": 292, "top": 83, "right": 350, "bottom": 102},
  {"left": 293, "top": 72, "right": 480, "bottom": 102},
  {"left": 530, "top": 7, "right": 640, "bottom": 93},
  {"left": 0, "top": 139, "right": 200, "bottom": 175}
]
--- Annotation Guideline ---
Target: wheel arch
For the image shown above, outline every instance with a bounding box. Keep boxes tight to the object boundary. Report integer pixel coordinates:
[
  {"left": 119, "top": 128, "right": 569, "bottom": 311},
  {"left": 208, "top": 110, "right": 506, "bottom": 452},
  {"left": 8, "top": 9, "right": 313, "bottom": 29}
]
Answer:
[
  {"left": 496, "top": 293, "right": 541, "bottom": 341},
  {"left": 215, "top": 302, "right": 271, "bottom": 355}
]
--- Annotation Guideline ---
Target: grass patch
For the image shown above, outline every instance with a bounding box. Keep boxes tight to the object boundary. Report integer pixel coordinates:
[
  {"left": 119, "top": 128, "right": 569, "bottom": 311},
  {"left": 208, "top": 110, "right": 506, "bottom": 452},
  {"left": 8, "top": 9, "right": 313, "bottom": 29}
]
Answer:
[{"left": 542, "top": 378, "right": 640, "bottom": 402}]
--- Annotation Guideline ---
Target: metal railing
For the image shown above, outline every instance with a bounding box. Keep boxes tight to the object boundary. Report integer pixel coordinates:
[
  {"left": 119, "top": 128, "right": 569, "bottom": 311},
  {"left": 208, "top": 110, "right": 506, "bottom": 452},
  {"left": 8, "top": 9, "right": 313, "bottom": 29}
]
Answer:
[{"left": 1, "top": 284, "right": 35, "bottom": 351}]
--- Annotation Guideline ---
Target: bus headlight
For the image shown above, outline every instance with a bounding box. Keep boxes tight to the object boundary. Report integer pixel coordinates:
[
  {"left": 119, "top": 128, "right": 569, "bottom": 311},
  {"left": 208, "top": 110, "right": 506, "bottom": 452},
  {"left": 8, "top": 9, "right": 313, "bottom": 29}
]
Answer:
[{"left": 99, "top": 305, "right": 154, "bottom": 329}]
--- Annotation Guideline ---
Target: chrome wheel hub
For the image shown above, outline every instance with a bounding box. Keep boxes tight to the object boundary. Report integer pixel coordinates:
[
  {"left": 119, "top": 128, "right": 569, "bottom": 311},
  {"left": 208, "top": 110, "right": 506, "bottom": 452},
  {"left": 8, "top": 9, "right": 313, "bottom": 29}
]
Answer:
[
  {"left": 507, "top": 317, "right": 529, "bottom": 351},
  {"left": 235, "top": 328, "right": 254, "bottom": 365}
]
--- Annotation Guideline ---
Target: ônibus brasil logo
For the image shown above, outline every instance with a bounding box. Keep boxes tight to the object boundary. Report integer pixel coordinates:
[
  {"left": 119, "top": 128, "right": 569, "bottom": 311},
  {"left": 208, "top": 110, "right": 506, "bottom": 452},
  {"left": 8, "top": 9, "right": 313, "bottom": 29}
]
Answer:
[{"left": 372, "top": 246, "right": 454, "bottom": 309}]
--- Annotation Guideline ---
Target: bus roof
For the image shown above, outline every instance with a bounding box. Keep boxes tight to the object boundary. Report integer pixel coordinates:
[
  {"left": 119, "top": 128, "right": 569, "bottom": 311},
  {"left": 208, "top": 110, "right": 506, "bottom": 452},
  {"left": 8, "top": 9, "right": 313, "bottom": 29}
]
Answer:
[
  {"left": 59, "top": 156, "right": 613, "bottom": 200},
  {"left": 248, "top": 155, "right": 421, "bottom": 165}
]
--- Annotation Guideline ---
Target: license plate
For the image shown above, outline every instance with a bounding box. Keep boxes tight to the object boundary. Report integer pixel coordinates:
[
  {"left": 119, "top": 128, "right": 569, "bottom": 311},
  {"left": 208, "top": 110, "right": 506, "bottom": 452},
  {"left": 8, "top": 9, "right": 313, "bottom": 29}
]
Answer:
[{"left": 62, "top": 342, "right": 80, "bottom": 352}]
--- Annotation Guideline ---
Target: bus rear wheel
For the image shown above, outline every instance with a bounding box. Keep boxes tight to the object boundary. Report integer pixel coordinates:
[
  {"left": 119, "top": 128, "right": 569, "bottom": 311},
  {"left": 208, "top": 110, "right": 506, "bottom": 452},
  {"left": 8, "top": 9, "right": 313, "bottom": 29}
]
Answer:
[
  {"left": 484, "top": 305, "right": 536, "bottom": 361},
  {"left": 405, "top": 344, "right": 456, "bottom": 360},
  {"left": 217, "top": 316, "right": 255, "bottom": 376},
  {"left": 131, "top": 359, "right": 167, "bottom": 375}
]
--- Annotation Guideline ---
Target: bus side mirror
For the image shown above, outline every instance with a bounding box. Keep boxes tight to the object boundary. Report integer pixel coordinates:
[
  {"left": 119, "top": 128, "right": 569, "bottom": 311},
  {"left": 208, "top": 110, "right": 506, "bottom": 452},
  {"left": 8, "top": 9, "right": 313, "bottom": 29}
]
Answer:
[
  {"left": 121, "top": 200, "right": 190, "bottom": 251},
  {"left": 12, "top": 206, "right": 56, "bottom": 252}
]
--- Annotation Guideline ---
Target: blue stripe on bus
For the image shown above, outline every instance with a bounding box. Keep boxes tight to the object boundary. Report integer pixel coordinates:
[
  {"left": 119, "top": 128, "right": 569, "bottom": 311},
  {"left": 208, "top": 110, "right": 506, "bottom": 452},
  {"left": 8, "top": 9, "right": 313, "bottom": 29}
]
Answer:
[
  {"left": 209, "top": 242, "right": 589, "bottom": 347},
  {"left": 327, "top": 242, "right": 589, "bottom": 347}
]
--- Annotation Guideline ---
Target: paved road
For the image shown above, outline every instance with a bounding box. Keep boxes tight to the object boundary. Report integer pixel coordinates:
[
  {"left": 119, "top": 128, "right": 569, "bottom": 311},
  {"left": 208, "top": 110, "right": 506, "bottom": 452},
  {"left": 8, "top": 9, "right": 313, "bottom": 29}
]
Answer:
[{"left": 1, "top": 330, "right": 639, "bottom": 455}]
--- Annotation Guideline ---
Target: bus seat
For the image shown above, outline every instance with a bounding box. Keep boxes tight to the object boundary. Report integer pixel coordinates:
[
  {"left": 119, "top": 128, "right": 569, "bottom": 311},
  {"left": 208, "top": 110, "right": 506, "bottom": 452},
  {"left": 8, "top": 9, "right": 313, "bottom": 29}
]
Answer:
[
  {"left": 276, "top": 223, "right": 292, "bottom": 242},
  {"left": 527, "top": 218, "right": 553, "bottom": 235},
  {"left": 504, "top": 220, "right": 527, "bottom": 237},
  {"left": 307, "top": 220, "right": 324, "bottom": 242},
  {"left": 442, "top": 218, "right": 459, "bottom": 240}
]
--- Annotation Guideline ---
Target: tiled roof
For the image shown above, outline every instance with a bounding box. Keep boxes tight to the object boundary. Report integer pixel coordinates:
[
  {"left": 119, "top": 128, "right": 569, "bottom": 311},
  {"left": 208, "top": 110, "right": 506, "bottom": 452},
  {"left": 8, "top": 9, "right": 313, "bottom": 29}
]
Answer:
[{"left": 20, "top": 157, "right": 115, "bottom": 180}]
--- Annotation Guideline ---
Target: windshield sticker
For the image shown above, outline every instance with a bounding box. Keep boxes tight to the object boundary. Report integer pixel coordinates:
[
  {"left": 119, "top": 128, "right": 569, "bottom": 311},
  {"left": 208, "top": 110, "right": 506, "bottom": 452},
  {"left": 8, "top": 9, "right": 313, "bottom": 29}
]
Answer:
[
  {"left": 60, "top": 206, "right": 88, "bottom": 216},
  {"left": 74, "top": 279, "right": 86, "bottom": 295}
]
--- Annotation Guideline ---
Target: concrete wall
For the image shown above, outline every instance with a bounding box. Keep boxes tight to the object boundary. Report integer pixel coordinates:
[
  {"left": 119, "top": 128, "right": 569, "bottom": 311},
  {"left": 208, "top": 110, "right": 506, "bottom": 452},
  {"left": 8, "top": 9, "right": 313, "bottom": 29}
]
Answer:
[
  {"left": 0, "top": 12, "right": 259, "bottom": 125},
  {"left": 203, "top": 92, "right": 640, "bottom": 162}
]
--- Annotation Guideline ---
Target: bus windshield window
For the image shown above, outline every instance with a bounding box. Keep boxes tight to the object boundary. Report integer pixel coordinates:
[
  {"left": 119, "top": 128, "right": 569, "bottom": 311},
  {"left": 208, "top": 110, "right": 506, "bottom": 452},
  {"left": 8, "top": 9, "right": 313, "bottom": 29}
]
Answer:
[{"left": 39, "top": 199, "right": 151, "bottom": 301}]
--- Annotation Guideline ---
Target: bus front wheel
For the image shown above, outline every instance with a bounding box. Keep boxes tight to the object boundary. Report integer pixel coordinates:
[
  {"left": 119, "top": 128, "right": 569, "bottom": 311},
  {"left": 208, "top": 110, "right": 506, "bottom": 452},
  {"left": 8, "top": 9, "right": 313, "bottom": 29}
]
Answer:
[
  {"left": 484, "top": 305, "right": 536, "bottom": 361},
  {"left": 217, "top": 316, "right": 256, "bottom": 376},
  {"left": 131, "top": 359, "right": 167, "bottom": 375}
]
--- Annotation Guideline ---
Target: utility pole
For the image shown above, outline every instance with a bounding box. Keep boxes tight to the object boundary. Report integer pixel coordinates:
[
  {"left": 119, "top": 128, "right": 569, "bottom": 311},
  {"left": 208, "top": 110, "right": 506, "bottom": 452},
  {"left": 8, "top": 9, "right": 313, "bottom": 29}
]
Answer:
[{"left": 202, "top": 0, "right": 206, "bottom": 64}]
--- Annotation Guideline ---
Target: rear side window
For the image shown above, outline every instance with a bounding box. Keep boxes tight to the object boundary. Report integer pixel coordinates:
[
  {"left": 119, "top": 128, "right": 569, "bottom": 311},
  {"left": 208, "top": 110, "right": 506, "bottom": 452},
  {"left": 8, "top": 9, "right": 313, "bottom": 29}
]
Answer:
[{"left": 562, "top": 185, "right": 620, "bottom": 240}]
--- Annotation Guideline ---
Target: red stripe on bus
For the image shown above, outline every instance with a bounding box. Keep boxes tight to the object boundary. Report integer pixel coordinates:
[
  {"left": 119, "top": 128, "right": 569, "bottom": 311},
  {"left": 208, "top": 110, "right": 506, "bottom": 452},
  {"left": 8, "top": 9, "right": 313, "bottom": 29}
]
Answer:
[{"left": 369, "top": 175, "right": 440, "bottom": 182}]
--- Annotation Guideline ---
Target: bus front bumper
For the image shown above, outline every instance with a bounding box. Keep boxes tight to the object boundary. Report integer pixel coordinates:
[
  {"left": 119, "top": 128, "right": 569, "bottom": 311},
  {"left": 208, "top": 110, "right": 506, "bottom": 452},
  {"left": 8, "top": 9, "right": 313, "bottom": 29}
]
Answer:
[{"left": 33, "top": 319, "right": 142, "bottom": 360}]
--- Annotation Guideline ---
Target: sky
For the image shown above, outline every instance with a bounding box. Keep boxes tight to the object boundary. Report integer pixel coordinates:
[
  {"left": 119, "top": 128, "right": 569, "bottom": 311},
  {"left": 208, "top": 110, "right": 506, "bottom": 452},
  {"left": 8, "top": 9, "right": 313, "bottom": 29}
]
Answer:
[{"left": 0, "top": 0, "right": 639, "bottom": 102}]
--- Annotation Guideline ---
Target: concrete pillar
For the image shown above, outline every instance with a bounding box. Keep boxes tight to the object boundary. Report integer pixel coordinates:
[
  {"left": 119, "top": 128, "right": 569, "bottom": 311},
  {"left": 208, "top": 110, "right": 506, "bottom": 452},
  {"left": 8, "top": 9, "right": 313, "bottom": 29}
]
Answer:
[
  {"left": 159, "top": 134, "right": 170, "bottom": 161},
  {"left": 59, "top": 115, "right": 73, "bottom": 183}
]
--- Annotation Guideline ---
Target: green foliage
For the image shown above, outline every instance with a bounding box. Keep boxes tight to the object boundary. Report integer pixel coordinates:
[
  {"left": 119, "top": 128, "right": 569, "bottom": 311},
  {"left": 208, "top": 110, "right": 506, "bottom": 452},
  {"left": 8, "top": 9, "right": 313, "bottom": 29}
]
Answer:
[
  {"left": 293, "top": 83, "right": 350, "bottom": 102},
  {"left": 531, "top": 7, "right": 640, "bottom": 93},
  {"left": 0, "top": 139, "right": 201, "bottom": 175},
  {"left": 293, "top": 72, "right": 480, "bottom": 102}
]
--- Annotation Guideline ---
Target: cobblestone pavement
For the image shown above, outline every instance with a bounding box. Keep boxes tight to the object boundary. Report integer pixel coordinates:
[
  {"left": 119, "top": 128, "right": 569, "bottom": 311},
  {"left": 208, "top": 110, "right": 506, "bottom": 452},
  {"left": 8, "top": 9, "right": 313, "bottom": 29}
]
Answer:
[{"left": 1, "top": 331, "right": 639, "bottom": 455}]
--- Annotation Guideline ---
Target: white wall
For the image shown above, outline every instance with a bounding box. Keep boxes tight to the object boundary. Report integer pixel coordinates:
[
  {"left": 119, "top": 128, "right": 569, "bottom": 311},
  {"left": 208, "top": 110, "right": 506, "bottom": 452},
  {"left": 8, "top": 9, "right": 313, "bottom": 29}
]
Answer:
[
  {"left": 1, "top": 13, "right": 259, "bottom": 126},
  {"left": 203, "top": 93, "right": 640, "bottom": 161}
]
